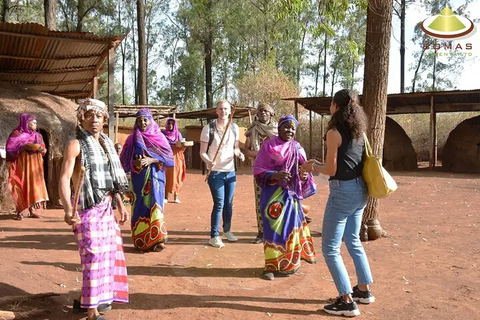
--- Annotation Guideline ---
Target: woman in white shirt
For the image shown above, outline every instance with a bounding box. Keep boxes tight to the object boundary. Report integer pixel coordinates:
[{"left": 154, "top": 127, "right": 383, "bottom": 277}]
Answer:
[{"left": 200, "top": 100, "right": 245, "bottom": 248}]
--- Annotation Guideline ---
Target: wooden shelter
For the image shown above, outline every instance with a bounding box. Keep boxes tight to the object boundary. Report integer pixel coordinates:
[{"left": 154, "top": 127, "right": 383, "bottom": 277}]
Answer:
[
  {"left": 285, "top": 90, "right": 480, "bottom": 168},
  {"left": 108, "top": 105, "right": 177, "bottom": 144},
  {"left": 168, "top": 106, "right": 255, "bottom": 122},
  {"left": 0, "top": 22, "right": 126, "bottom": 140}
]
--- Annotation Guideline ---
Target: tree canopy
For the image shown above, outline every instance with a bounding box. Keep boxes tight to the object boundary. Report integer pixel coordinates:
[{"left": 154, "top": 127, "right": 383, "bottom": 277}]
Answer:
[{"left": 0, "top": 0, "right": 476, "bottom": 108}]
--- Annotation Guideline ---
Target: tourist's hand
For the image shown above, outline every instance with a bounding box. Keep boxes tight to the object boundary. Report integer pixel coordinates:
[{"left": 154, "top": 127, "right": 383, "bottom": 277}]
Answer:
[
  {"left": 302, "top": 159, "right": 316, "bottom": 173},
  {"left": 207, "top": 160, "right": 216, "bottom": 170},
  {"left": 236, "top": 151, "right": 245, "bottom": 162},
  {"left": 64, "top": 211, "right": 78, "bottom": 226},
  {"left": 272, "top": 171, "right": 291, "bottom": 183}
]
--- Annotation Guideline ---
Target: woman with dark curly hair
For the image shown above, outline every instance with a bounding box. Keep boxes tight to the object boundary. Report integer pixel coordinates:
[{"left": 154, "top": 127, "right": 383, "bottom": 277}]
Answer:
[{"left": 303, "top": 89, "right": 374, "bottom": 317}]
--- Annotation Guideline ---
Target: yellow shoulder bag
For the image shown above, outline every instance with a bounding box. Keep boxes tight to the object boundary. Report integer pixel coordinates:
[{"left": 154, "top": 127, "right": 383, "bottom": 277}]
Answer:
[{"left": 362, "top": 133, "right": 397, "bottom": 198}]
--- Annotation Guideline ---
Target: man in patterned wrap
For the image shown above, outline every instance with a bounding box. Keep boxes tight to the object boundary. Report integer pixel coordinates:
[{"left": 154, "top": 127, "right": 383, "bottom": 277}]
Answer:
[
  {"left": 59, "top": 98, "right": 129, "bottom": 320},
  {"left": 242, "top": 103, "right": 277, "bottom": 244}
]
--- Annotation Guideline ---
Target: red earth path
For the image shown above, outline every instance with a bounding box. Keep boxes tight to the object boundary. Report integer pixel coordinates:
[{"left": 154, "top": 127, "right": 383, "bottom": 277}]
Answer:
[{"left": 0, "top": 168, "right": 479, "bottom": 320}]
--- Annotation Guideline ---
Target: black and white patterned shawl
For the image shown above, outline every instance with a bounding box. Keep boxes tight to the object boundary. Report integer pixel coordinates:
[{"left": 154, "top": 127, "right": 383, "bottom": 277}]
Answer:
[{"left": 76, "top": 126, "right": 128, "bottom": 210}]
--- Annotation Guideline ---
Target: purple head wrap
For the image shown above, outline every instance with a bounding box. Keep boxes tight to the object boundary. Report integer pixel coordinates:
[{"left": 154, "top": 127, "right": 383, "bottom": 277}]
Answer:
[
  {"left": 5, "top": 114, "right": 44, "bottom": 162},
  {"left": 254, "top": 114, "right": 316, "bottom": 199},
  {"left": 120, "top": 108, "right": 174, "bottom": 172},
  {"left": 161, "top": 118, "right": 183, "bottom": 145},
  {"left": 277, "top": 114, "right": 298, "bottom": 130}
]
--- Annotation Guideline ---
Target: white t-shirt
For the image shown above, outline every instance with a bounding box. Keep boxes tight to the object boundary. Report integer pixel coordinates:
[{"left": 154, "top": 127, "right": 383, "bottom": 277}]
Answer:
[{"left": 200, "top": 121, "right": 239, "bottom": 172}]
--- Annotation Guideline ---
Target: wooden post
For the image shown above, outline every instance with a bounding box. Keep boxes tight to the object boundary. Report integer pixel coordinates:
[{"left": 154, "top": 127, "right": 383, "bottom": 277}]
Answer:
[
  {"left": 320, "top": 115, "right": 325, "bottom": 162},
  {"left": 108, "top": 47, "right": 115, "bottom": 140},
  {"left": 115, "top": 112, "right": 120, "bottom": 143},
  {"left": 294, "top": 101, "right": 298, "bottom": 120},
  {"left": 92, "top": 76, "right": 98, "bottom": 99},
  {"left": 248, "top": 109, "right": 253, "bottom": 124},
  {"left": 429, "top": 95, "right": 437, "bottom": 168},
  {"left": 309, "top": 110, "right": 312, "bottom": 158}
]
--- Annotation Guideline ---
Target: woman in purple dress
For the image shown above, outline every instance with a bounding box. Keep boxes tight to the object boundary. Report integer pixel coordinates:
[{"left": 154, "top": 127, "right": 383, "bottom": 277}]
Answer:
[
  {"left": 120, "top": 109, "right": 174, "bottom": 252},
  {"left": 253, "top": 115, "right": 317, "bottom": 280}
]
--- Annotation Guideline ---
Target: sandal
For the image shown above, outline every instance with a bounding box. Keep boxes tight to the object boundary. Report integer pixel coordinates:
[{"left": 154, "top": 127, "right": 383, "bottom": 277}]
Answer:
[
  {"left": 73, "top": 299, "right": 112, "bottom": 314},
  {"left": 252, "top": 233, "right": 263, "bottom": 244},
  {"left": 14, "top": 213, "right": 24, "bottom": 220},
  {"left": 28, "top": 207, "right": 41, "bottom": 218},
  {"left": 152, "top": 243, "right": 166, "bottom": 252}
]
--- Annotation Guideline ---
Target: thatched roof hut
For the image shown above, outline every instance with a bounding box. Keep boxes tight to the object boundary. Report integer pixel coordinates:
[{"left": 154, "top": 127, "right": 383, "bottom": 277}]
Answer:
[
  {"left": 442, "top": 115, "right": 480, "bottom": 173},
  {"left": 0, "top": 83, "right": 77, "bottom": 211},
  {"left": 383, "top": 117, "right": 418, "bottom": 171}
]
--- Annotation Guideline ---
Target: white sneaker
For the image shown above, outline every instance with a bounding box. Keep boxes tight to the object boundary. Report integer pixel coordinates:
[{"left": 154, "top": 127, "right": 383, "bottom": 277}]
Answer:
[
  {"left": 223, "top": 231, "right": 238, "bottom": 242},
  {"left": 209, "top": 236, "right": 225, "bottom": 248},
  {"left": 163, "top": 199, "right": 168, "bottom": 204}
]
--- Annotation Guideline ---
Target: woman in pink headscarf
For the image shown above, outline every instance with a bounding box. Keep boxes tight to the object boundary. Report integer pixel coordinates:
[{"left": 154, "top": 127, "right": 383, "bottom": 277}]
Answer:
[
  {"left": 6, "top": 114, "right": 49, "bottom": 220},
  {"left": 161, "top": 118, "right": 186, "bottom": 203},
  {"left": 120, "top": 109, "right": 174, "bottom": 252}
]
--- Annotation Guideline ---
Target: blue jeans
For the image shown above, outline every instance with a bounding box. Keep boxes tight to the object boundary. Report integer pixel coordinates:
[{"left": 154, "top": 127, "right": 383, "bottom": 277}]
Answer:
[
  {"left": 207, "top": 171, "right": 236, "bottom": 238},
  {"left": 322, "top": 177, "right": 373, "bottom": 296}
]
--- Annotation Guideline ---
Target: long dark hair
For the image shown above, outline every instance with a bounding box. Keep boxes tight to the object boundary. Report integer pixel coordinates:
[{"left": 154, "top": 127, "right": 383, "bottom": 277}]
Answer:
[{"left": 327, "top": 89, "right": 367, "bottom": 140}]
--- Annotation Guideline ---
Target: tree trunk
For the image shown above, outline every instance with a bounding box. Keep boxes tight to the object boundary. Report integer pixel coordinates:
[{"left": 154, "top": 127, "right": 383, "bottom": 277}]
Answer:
[
  {"left": 322, "top": 34, "right": 327, "bottom": 96},
  {"left": 117, "top": 2, "right": 126, "bottom": 105},
  {"left": 411, "top": 48, "right": 425, "bottom": 93},
  {"left": 44, "top": 0, "right": 56, "bottom": 30},
  {"left": 204, "top": 0, "right": 213, "bottom": 109},
  {"left": 130, "top": 7, "right": 137, "bottom": 104},
  {"left": 2, "top": 0, "right": 10, "bottom": 22},
  {"left": 137, "top": 0, "right": 147, "bottom": 105},
  {"left": 361, "top": 0, "right": 393, "bottom": 241},
  {"left": 204, "top": 34, "right": 213, "bottom": 109},
  {"left": 400, "top": 0, "right": 405, "bottom": 93},
  {"left": 76, "top": 0, "right": 85, "bottom": 32},
  {"left": 330, "top": 67, "right": 336, "bottom": 97}
]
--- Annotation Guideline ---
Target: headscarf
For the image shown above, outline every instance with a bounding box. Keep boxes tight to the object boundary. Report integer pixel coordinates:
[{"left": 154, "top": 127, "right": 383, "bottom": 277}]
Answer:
[
  {"left": 161, "top": 118, "right": 183, "bottom": 145},
  {"left": 253, "top": 115, "right": 316, "bottom": 199},
  {"left": 77, "top": 98, "right": 109, "bottom": 120},
  {"left": 120, "top": 108, "right": 174, "bottom": 172},
  {"left": 245, "top": 105, "right": 277, "bottom": 151},
  {"left": 258, "top": 103, "right": 275, "bottom": 117},
  {"left": 6, "top": 113, "right": 44, "bottom": 162},
  {"left": 277, "top": 114, "right": 298, "bottom": 129}
]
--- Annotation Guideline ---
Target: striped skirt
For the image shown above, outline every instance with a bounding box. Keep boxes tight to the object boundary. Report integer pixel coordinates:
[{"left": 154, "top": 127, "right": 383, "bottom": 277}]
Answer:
[{"left": 74, "top": 196, "right": 129, "bottom": 308}]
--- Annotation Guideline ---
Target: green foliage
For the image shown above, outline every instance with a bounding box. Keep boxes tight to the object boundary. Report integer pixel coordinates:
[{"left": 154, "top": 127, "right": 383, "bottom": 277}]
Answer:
[{"left": 1, "top": 0, "right": 44, "bottom": 23}]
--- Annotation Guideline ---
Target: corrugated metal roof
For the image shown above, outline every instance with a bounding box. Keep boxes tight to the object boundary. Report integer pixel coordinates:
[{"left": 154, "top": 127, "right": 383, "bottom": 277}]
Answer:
[
  {"left": 0, "top": 22, "right": 126, "bottom": 99},
  {"left": 284, "top": 89, "right": 480, "bottom": 115}
]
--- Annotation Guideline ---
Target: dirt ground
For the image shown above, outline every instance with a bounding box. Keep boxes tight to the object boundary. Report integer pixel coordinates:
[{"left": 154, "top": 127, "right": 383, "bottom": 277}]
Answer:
[{"left": 0, "top": 168, "right": 479, "bottom": 320}]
